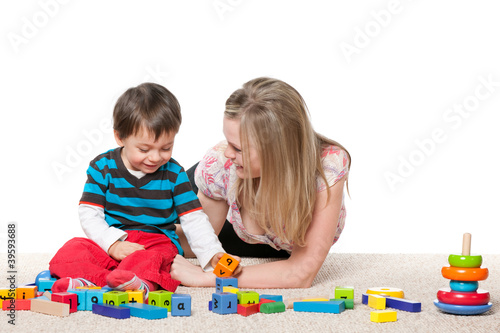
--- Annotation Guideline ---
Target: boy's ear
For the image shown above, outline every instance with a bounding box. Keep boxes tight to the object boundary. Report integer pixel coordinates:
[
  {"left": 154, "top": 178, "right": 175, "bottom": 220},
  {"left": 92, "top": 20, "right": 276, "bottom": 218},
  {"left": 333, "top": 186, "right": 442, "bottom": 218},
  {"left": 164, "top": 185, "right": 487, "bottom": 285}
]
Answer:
[{"left": 114, "top": 130, "right": 124, "bottom": 147}]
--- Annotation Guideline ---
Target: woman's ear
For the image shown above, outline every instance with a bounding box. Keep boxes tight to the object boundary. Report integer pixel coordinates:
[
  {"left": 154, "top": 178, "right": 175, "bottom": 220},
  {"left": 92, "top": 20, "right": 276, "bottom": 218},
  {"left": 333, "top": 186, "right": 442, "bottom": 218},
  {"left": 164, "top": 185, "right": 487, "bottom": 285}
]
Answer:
[{"left": 114, "top": 130, "right": 124, "bottom": 147}]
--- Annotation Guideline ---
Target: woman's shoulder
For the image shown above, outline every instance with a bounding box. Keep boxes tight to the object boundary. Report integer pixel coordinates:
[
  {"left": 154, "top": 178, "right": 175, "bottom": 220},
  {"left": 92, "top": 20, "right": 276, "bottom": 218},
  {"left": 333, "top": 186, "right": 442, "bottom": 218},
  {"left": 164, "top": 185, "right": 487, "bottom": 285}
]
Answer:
[
  {"left": 318, "top": 144, "right": 349, "bottom": 190},
  {"left": 195, "top": 141, "right": 233, "bottom": 200}
]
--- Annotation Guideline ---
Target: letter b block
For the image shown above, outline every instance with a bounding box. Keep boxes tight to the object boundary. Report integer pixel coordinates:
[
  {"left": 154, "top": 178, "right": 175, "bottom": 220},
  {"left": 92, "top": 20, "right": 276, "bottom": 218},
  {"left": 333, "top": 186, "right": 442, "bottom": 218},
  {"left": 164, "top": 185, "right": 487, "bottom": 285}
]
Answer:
[
  {"left": 171, "top": 294, "right": 191, "bottom": 316},
  {"left": 148, "top": 290, "right": 173, "bottom": 311},
  {"left": 212, "top": 292, "right": 238, "bottom": 315},
  {"left": 214, "top": 253, "right": 240, "bottom": 277}
]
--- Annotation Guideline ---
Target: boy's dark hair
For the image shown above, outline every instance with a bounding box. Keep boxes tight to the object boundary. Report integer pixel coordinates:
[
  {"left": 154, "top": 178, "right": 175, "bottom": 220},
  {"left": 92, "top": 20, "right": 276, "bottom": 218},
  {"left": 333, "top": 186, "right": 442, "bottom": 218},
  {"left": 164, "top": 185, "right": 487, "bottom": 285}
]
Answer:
[{"left": 113, "top": 83, "right": 181, "bottom": 140}]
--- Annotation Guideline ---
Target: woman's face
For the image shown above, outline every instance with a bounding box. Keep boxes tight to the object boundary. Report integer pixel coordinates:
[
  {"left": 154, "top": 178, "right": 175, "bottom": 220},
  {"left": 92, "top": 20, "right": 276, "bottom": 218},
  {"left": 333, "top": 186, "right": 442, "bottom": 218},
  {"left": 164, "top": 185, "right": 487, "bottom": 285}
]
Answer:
[{"left": 222, "top": 117, "right": 261, "bottom": 179}]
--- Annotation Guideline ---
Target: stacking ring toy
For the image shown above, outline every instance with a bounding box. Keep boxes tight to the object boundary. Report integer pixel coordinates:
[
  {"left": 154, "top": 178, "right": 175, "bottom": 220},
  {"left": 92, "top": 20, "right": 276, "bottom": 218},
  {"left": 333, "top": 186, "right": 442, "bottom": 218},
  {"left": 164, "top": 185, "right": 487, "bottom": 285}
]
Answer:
[
  {"left": 450, "top": 280, "right": 478, "bottom": 292},
  {"left": 366, "top": 287, "right": 404, "bottom": 299},
  {"left": 437, "top": 288, "right": 490, "bottom": 306},
  {"left": 434, "top": 300, "right": 492, "bottom": 315},
  {"left": 448, "top": 254, "right": 482, "bottom": 268},
  {"left": 441, "top": 266, "right": 489, "bottom": 281}
]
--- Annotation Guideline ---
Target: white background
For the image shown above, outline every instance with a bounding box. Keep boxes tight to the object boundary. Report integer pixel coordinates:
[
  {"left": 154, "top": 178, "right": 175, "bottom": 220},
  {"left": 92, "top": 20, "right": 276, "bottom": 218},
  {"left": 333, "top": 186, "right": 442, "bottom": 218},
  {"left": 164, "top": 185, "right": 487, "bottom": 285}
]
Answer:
[{"left": 1, "top": 0, "right": 499, "bottom": 256}]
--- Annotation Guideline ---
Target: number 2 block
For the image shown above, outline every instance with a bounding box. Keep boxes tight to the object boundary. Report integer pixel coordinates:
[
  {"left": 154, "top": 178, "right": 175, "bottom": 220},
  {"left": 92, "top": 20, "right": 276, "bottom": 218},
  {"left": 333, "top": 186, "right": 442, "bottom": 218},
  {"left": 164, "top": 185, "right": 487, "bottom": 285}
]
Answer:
[{"left": 214, "top": 254, "right": 240, "bottom": 277}]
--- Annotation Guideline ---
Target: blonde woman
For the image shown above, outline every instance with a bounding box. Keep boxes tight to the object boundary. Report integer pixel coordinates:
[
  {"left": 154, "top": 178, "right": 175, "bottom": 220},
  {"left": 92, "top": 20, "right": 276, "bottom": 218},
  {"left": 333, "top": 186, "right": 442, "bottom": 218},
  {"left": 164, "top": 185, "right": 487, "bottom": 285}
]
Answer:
[{"left": 172, "top": 77, "right": 350, "bottom": 288}]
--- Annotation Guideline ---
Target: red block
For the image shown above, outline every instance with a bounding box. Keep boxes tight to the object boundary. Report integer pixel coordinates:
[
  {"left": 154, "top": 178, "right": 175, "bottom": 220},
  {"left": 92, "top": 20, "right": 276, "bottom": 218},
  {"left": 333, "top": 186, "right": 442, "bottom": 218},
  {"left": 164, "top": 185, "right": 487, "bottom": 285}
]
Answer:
[
  {"left": 258, "top": 298, "right": 276, "bottom": 311},
  {"left": 2, "top": 299, "right": 31, "bottom": 311},
  {"left": 237, "top": 303, "right": 260, "bottom": 317},
  {"left": 52, "top": 292, "right": 78, "bottom": 313}
]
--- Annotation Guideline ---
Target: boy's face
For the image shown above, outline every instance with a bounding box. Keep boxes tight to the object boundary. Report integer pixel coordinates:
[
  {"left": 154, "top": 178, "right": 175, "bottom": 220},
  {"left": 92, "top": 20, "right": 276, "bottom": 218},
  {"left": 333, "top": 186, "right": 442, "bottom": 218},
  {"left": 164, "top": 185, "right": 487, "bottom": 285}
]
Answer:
[{"left": 114, "top": 127, "right": 176, "bottom": 174}]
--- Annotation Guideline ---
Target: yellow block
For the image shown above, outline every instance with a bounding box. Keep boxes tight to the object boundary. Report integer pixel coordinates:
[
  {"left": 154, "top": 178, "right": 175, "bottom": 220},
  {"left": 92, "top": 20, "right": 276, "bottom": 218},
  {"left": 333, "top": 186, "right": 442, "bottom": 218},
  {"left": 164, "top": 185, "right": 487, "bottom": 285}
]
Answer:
[
  {"left": 370, "top": 310, "right": 397, "bottom": 323},
  {"left": 0, "top": 289, "right": 16, "bottom": 308},
  {"left": 77, "top": 286, "right": 101, "bottom": 289},
  {"left": 302, "top": 298, "right": 329, "bottom": 302},
  {"left": 368, "top": 294, "right": 386, "bottom": 310},
  {"left": 126, "top": 290, "right": 144, "bottom": 304},
  {"left": 223, "top": 287, "right": 239, "bottom": 294},
  {"left": 366, "top": 287, "right": 404, "bottom": 298}
]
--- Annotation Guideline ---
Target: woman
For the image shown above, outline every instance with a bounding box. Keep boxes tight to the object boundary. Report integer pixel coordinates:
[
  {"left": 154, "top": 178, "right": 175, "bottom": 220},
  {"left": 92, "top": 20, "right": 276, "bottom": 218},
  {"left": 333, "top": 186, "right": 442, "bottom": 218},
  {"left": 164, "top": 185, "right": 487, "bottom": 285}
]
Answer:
[{"left": 173, "top": 77, "right": 350, "bottom": 288}]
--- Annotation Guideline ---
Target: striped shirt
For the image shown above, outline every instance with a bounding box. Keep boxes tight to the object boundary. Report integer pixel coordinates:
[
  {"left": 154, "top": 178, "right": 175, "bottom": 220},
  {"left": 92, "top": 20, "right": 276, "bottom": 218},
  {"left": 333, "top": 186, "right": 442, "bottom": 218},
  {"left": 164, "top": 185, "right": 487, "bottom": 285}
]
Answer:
[{"left": 80, "top": 147, "right": 202, "bottom": 248}]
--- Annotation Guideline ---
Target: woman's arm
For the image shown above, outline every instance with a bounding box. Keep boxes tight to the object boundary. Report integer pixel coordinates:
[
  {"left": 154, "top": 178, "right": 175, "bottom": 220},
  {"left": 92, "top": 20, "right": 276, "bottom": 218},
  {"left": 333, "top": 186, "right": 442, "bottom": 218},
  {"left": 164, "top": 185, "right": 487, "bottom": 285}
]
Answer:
[{"left": 171, "top": 176, "right": 346, "bottom": 288}]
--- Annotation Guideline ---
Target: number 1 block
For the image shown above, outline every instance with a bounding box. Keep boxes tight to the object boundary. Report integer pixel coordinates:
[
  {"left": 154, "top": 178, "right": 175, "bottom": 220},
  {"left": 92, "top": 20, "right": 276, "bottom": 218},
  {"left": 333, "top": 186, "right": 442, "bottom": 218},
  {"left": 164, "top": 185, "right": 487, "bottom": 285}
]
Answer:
[
  {"left": 214, "top": 254, "right": 240, "bottom": 277},
  {"left": 52, "top": 292, "right": 78, "bottom": 313}
]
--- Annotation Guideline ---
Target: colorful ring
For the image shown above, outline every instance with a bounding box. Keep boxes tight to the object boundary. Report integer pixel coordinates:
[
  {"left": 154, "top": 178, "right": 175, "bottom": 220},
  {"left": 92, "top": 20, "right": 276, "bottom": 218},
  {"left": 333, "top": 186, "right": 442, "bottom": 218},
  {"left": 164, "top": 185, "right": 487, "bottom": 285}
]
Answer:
[
  {"left": 448, "top": 254, "right": 482, "bottom": 268},
  {"left": 441, "top": 266, "right": 488, "bottom": 281},
  {"left": 366, "top": 287, "right": 404, "bottom": 299},
  {"left": 450, "top": 280, "right": 478, "bottom": 292},
  {"left": 434, "top": 300, "right": 492, "bottom": 315},
  {"left": 437, "top": 288, "right": 490, "bottom": 306}
]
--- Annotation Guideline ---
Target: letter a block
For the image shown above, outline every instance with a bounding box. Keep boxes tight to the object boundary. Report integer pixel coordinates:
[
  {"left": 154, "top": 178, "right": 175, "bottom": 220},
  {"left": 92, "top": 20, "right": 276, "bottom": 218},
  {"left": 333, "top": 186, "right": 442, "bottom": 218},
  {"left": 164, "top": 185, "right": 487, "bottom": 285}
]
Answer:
[
  {"left": 171, "top": 294, "right": 191, "bottom": 316},
  {"left": 52, "top": 292, "right": 78, "bottom": 313},
  {"left": 103, "top": 291, "right": 128, "bottom": 306},
  {"left": 214, "top": 253, "right": 240, "bottom": 277},
  {"left": 212, "top": 292, "right": 238, "bottom": 315},
  {"left": 237, "top": 291, "right": 259, "bottom": 305},
  {"left": 148, "top": 290, "right": 173, "bottom": 311}
]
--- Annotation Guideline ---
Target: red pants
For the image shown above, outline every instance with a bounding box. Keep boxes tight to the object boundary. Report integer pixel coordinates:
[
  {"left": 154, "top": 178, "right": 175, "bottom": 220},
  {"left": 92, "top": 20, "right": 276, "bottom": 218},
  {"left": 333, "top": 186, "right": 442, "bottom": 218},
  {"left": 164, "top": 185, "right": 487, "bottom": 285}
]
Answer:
[{"left": 49, "top": 230, "right": 180, "bottom": 292}]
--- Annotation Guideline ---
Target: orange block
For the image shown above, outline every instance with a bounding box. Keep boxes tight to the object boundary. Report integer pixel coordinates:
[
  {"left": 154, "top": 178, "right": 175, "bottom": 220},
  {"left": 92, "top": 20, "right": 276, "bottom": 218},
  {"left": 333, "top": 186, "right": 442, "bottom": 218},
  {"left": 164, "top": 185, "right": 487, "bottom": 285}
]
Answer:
[
  {"left": 441, "top": 266, "right": 489, "bottom": 281},
  {"left": 16, "top": 286, "right": 38, "bottom": 300},
  {"left": 214, "top": 254, "right": 240, "bottom": 277}
]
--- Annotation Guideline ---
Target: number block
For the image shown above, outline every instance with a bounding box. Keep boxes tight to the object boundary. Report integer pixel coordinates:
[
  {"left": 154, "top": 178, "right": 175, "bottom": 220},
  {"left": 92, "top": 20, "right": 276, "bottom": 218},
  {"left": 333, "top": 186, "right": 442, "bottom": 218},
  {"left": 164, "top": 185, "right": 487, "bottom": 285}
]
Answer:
[
  {"left": 216, "top": 277, "right": 238, "bottom": 293},
  {"left": 237, "top": 303, "right": 260, "bottom": 317},
  {"left": 92, "top": 303, "right": 130, "bottom": 319},
  {"left": 368, "top": 294, "right": 386, "bottom": 310},
  {"left": 30, "top": 299, "right": 70, "bottom": 317},
  {"left": 171, "top": 294, "right": 191, "bottom": 316},
  {"left": 103, "top": 291, "right": 129, "bottom": 306},
  {"left": 52, "top": 292, "right": 78, "bottom": 313},
  {"left": 212, "top": 292, "right": 238, "bottom": 315},
  {"left": 121, "top": 303, "right": 168, "bottom": 319},
  {"left": 370, "top": 310, "right": 397, "bottom": 323},
  {"left": 237, "top": 291, "right": 259, "bottom": 305},
  {"left": 16, "top": 285, "right": 38, "bottom": 300},
  {"left": 294, "top": 301, "right": 344, "bottom": 314},
  {"left": 86, "top": 289, "right": 108, "bottom": 311},
  {"left": 214, "top": 253, "right": 240, "bottom": 277},
  {"left": 68, "top": 288, "right": 87, "bottom": 311},
  {"left": 126, "top": 290, "right": 144, "bottom": 304},
  {"left": 148, "top": 290, "right": 173, "bottom": 311},
  {"left": 334, "top": 286, "right": 354, "bottom": 300},
  {"left": 260, "top": 301, "right": 286, "bottom": 314}
]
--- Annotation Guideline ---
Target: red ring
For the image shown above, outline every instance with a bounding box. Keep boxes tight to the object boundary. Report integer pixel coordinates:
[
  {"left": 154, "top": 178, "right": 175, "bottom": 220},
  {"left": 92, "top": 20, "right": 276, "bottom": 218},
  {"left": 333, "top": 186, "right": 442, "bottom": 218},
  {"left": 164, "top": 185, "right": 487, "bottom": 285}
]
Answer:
[{"left": 437, "top": 288, "right": 490, "bottom": 306}]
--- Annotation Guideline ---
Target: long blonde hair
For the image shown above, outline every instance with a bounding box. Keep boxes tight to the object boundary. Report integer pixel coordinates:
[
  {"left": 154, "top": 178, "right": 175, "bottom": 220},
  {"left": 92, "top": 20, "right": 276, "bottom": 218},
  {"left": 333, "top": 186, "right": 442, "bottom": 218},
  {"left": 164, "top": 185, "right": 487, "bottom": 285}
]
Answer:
[{"left": 225, "top": 77, "right": 350, "bottom": 247}]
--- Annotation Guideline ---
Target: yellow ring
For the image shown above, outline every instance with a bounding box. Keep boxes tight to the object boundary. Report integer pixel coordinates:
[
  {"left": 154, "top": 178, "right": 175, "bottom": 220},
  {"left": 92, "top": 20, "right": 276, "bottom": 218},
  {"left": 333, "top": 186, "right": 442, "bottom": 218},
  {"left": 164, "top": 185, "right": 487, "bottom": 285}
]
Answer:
[{"left": 366, "top": 287, "right": 404, "bottom": 299}]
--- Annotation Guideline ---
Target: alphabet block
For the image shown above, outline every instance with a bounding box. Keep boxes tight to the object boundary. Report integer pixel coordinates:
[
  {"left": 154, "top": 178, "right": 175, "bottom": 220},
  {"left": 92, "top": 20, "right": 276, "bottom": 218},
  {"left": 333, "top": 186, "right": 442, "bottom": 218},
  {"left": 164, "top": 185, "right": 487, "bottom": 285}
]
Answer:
[
  {"left": 121, "top": 303, "right": 168, "bottom": 319},
  {"left": 334, "top": 286, "right": 354, "bottom": 300},
  {"left": 68, "top": 288, "right": 87, "bottom": 311},
  {"left": 103, "top": 291, "right": 128, "bottom": 306},
  {"left": 370, "top": 310, "right": 397, "bottom": 323},
  {"left": 216, "top": 277, "right": 238, "bottom": 293},
  {"left": 16, "top": 285, "right": 38, "bottom": 300},
  {"left": 171, "top": 294, "right": 191, "bottom": 316},
  {"left": 260, "top": 301, "right": 286, "bottom": 314},
  {"left": 212, "top": 292, "right": 238, "bottom": 315},
  {"left": 92, "top": 303, "right": 130, "bottom": 319},
  {"left": 148, "top": 290, "right": 173, "bottom": 311},
  {"left": 385, "top": 297, "right": 421, "bottom": 312},
  {"left": 30, "top": 299, "right": 70, "bottom": 317},
  {"left": 126, "top": 290, "right": 144, "bottom": 304},
  {"left": 237, "top": 291, "right": 259, "bottom": 305},
  {"left": 294, "top": 301, "right": 344, "bottom": 314},
  {"left": 214, "top": 253, "right": 240, "bottom": 277},
  {"left": 237, "top": 303, "right": 260, "bottom": 317},
  {"left": 52, "top": 292, "right": 78, "bottom": 313},
  {"left": 368, "top": 294, "right": 386, "bottom": 310}
]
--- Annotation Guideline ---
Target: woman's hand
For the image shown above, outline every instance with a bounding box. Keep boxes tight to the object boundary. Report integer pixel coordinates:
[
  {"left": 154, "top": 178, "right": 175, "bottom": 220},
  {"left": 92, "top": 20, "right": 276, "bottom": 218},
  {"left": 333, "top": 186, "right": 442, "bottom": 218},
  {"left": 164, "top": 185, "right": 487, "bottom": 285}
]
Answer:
[
  {"left": 170, "top": 254, "right": 216, "bottom": 287},
  {"left": 108, "top": 240, "right": 145, "bottom": 261},
  {"left": 210, "top": 252, "right": 243, "bottom": 276}
]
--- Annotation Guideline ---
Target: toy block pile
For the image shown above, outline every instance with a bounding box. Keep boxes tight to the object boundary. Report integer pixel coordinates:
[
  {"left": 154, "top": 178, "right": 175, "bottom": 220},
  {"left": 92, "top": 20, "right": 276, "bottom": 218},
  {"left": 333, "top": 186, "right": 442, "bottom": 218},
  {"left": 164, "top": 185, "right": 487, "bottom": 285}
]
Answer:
[
  {"left": 362, "top": 287, "right": 422, "bottom": 323},
  {"left": 0, "top": 270, "right": 191, "bottom": 320},
  {"left": 434, "top": 233, "right": 492, "bottom": 315}
]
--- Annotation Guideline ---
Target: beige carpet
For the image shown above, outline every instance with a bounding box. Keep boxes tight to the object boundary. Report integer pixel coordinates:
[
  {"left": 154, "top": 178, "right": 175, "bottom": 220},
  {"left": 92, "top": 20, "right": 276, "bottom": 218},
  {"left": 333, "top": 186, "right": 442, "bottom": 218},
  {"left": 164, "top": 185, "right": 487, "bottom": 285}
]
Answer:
[{"left": 0, "top": 253, "right": 498, "bottom": 332}]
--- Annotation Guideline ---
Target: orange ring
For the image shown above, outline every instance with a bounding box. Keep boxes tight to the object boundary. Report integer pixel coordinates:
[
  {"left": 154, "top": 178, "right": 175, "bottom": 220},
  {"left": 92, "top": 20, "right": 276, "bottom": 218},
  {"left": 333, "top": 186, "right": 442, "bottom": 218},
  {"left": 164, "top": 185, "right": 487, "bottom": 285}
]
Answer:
[{"left": 441, "top": 266, "right": 489, "bottom": 281}]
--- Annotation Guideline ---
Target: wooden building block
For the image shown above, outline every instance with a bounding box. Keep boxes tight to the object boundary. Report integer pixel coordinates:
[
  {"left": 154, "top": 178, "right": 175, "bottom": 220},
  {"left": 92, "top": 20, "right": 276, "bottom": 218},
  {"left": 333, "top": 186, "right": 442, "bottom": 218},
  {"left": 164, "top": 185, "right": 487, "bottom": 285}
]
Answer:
[
  {"left": 0, "top": 288, "right": 16, "bottom": 309},
  {"left": 86, "top": 289, "right": 108, "bottom": 311},
  {"left": 386, "top": 297, "right": 421, "bottom": 312},
  {"left": 330, "top": 298, "right": 354, "bottom": 309},
  {"left": 334, "top": 286, "right": 354, "bottom": 300},
  {"left": 214, "top": 253, "right": 240, "bottom": 277},
  {"left": 215, "top": 277, "right": 238, "bottom": 293},
  {"left": 148, "top": 290, "right": 173, "bottom": 311},
  {"left": 92, "top": 303, "right": 130, "bottom": 319},
  {"left": 126, "top": 290, "right": 144, "bottom": 304},
  {"left": 121, "top": 303, "right": 168, "bottom": 319},
  {"left": 37, "top": 279, "right": 56, "bottom": 292},
  {"left": 370, "top": 310, "right": 397, "bottom": 323},
  {"left": 171, "top": 294, "right": 191, "bottom": 316},
  {"left": 223, "top": 286, "right": 239, "bottom": 294},
  {"left": 30, "top": 299, "right": 70, "bottom": 317},
  {"left": 68, "top": 289, "right": 87, "bottom": 311},
  {"left": 212, "top": 292, "right": 238, "bottom": 315},
  {"left": 294, "top": 301, "right": 345, "bottom": 314},
  {"left": 52, "top": 292, "right": 78, "bottom": 313},
  {"left": 237, "top": 303, "right": 260, "bottom": 317},
  {"left": 16, "top": 285, "right": 38, "bottom": 300},
  {"left": 260, "top": 301, "right": 286, "bottom": 314},
  {"left": 368, "top": 294, "right": 386, "bottom": 310},
  {"left": 237, "top": 291, "right": 259, "bottom": 305},
  {"left": 260, "top": 294, "right": 283, "bottom": 302},
  {"left": 2, "top": 299, "right": 31, "bottom": 311},
  {"left": 301, "top": 298, "right": 329, "bottom": 302},
  {"left": 103, "top": 291, "right": 128, "bottom": 306},
  {"left": 258, "top": 298, "right": 276, "bottom": 311}
]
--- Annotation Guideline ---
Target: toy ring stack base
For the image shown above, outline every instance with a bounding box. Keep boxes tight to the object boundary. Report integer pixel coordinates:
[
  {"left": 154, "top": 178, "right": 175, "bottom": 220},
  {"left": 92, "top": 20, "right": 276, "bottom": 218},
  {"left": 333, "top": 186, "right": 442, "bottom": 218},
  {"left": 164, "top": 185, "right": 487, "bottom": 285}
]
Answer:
[{"left": 433, "top": 300, "right": 492, "bottom": 315}]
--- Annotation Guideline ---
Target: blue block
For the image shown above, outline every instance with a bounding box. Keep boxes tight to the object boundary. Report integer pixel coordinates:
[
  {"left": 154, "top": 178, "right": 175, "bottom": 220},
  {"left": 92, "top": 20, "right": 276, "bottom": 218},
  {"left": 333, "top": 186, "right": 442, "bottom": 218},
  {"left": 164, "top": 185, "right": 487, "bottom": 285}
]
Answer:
[
  {"left": 361, "top": 293, "right": 370, "bottom": 305},
  {"left": 35, "top": 270, "right": 53, "bottom": 287},
  {"left": 171, "top": 294, "right": 191, "bottom": 316},
  {"left": 92, "top": 303, "right": 130, "bottom": 319},
  {"left": 260, "top": 294, "right": 283, "bottom": 302},
  {"left": 215, "top": 277, "right": 238, "bottom": 293},
  {"left": 386, "top": 297, "right": 421, "bottom": 312},
  {"left": 68, "top": 289, "right": 87, "bottom": 311},
  {"left": 294, "top": 301, "right": 345, "bottom": 314},
  {"left": 208, "top": 300, "right": 212, "bottom": 311},
  {"left": 86, "top": 289, "right": 108, "bottom": 311},
  {"left": 121, "top": 303, "right": 168, "bottom": 319},
  {"left": 212, "top": 292, "right": 238, "bottom": 315},
  {"left": 38, "top": 278, "right": 57, "bottom": 292}
]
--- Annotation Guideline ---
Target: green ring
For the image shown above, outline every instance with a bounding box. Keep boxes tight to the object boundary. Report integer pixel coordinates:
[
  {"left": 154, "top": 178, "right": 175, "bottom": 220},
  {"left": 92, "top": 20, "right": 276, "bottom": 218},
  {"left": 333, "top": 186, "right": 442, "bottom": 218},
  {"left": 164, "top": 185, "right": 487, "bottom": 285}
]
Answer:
[{"left": 448, "top": 254, "right": 482, "bottom": 268}]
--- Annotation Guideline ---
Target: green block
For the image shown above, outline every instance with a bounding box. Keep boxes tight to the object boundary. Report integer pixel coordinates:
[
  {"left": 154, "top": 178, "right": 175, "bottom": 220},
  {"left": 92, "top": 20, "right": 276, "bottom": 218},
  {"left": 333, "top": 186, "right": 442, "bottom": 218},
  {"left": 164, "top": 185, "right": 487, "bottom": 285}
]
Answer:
[
  {"left": 236, "top": 291, "right": 259, "bottom": 305},
  {"left": 260, "top": 301, "right": 286, "bottom": 314},
  {"left": 148, "top": 290, "right": 173, "bottom": 311},
  {"left": 330, "top": 298, "right": 354, "bottom": 309},
  {"left": 334, "top": 287, "right": 354, "bottom": 300},
  {"left": 103, "top": 291, "right": 129, "bottom": 306}
]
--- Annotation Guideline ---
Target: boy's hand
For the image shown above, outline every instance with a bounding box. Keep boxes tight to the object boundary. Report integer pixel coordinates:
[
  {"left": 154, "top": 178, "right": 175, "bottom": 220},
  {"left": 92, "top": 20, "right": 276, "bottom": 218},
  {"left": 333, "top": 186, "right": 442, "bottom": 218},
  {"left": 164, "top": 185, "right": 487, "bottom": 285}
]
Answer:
[
  {"left": 108, "top": 241, "right": 145, "bottom": 261},
  {"left": 210, "top": 252, "right": 243, "bottom": 276}
]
